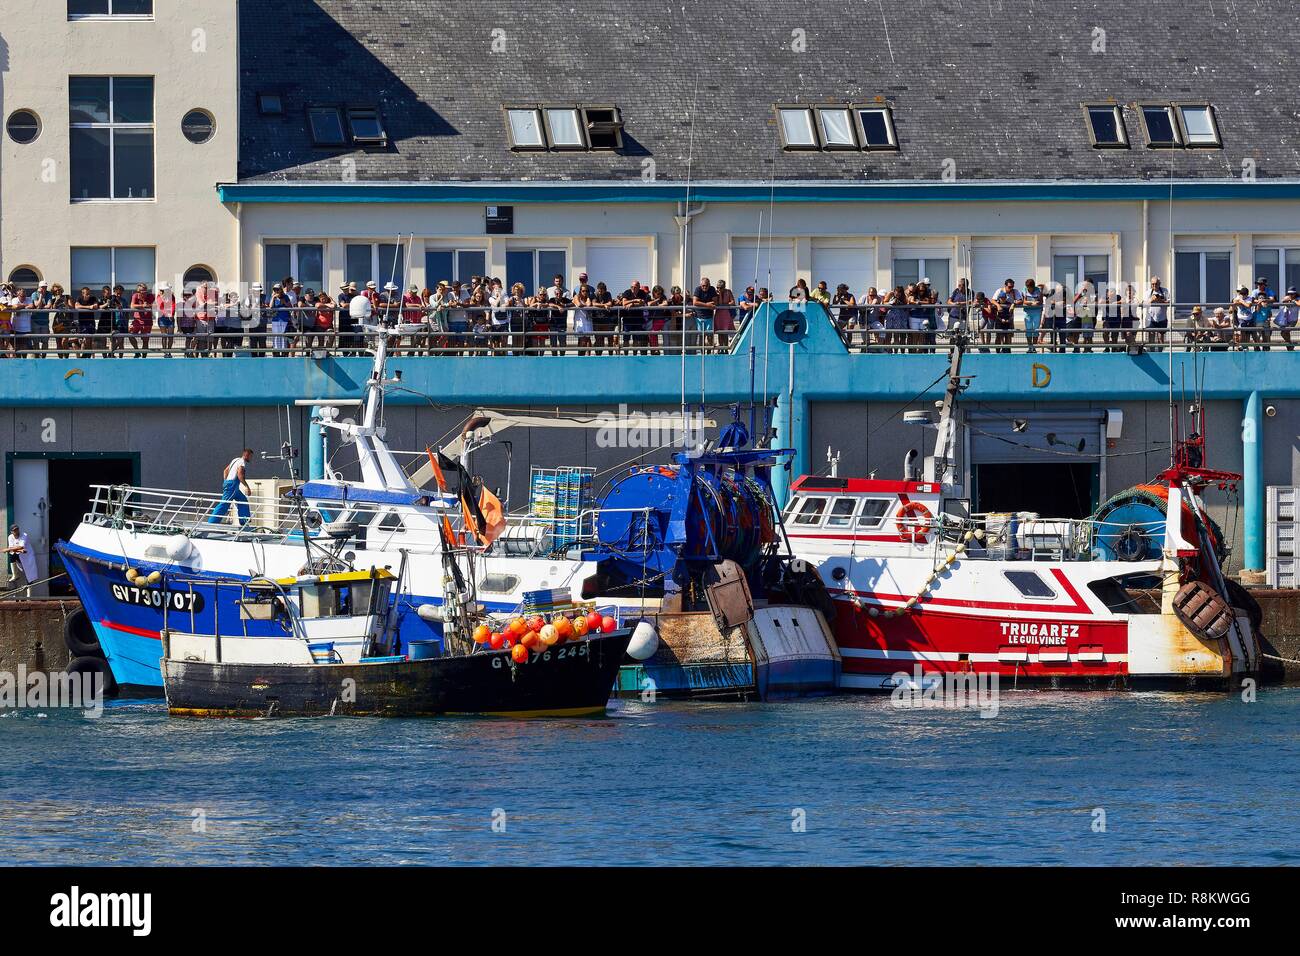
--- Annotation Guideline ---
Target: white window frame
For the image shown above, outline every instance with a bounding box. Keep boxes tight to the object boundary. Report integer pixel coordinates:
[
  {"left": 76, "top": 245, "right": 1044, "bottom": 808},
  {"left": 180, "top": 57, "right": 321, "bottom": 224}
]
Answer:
[
  {"left": 68, "top": 0, "right": 154, "bottom": 20},
  {"left": 345, "top": 242, "right": 409, "bottom": 288},
  {"left": 507, "top": 247, "right": 568, "bottom": 293},
  {"left": 263, "top": 241, "right": 325, "bottom": 290},
  {"left": 425, "top": 247, "right": 489, "bottom": 285},
  {"left": 892, "top": 255, "right": 952, "bottom": 293},
  {"left": 855, "top": 497, "right": 895, "bottom": 530},
  {"left": 70, "top": 245, "right": 156, "bottom": 290},
  {"left": 1174, "top": 247, "right": 1234, "bottom": 310},
  {"left": 69, "top": 75, "right": 154, "bottom": 202},
  {"left": 1003, "top": 570, "right": 1057, "bottom": 601},
  {"left": 1252, "top": 245, "right": 1300, "bottom": 295},
  {"left": 1051, "top": 252, "right": 1112, "bottom": 296},
  {"left": 791, "top": 496, "right": 830, "bottom": 525},
  {"left": 854, "top": 105, "right": 898, "bottom": 151},
  {"left": 1082, "top": 104, "right": 1128, "bottom": 149},
  {"left": 1175, "top": 104, "right": 1221, "bottom": 148},
  {"left": 824, "top": 497, "right": 860, "bottom": 528}
]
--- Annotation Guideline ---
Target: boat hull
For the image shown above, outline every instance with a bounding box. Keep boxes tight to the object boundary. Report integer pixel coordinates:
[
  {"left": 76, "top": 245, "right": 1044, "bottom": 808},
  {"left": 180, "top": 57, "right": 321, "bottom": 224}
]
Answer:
[{"left": 163, "top": 631, "right": 633, "bottom": 718}]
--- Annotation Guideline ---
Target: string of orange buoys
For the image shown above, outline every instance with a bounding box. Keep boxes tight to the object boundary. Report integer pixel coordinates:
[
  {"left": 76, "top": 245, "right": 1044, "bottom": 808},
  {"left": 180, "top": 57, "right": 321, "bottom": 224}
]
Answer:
[{"left": 471, "top": 610, "right": 619, "bottom": 664}]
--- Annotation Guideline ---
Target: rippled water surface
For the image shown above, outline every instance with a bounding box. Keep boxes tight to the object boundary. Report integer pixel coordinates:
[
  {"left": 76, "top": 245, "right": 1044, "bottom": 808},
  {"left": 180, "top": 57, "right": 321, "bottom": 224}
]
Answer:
[{"left": 1, "top": 689, "right": 1296, "bottom": 865}]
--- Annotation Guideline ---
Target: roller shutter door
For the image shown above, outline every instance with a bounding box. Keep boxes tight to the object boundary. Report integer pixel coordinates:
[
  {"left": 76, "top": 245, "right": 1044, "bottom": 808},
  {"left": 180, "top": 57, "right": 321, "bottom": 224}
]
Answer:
[{"left": 585, "top": 241, "right": 652, "bottom": 294}]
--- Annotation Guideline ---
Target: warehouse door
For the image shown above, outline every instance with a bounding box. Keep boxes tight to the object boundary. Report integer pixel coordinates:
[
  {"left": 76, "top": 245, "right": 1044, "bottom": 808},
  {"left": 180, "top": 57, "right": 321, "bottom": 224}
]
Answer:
[
  {"left": 586, "top": 241, "right": 652, "bottom": 294},
  {"left": 971, "top": 239, "right": 1035, "bottom": 301},
  {"left": 967, "top": 410, "right": 1103, "bottom": 519},
  {"left": 9, "top": 453, "right": 137, "bottom": 596}
]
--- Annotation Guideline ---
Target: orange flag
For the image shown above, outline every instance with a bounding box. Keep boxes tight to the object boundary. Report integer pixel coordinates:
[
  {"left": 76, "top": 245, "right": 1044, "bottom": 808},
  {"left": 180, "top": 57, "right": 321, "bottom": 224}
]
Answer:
[{"left": 426, "top": 447, "right": 447, "bottom": 492}]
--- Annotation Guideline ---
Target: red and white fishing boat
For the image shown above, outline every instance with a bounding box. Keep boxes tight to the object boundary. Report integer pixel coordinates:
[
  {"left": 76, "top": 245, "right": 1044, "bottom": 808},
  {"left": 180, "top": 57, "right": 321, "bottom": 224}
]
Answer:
[{"left": 784, "top": 337, "right": 1260, "bottom": 690}]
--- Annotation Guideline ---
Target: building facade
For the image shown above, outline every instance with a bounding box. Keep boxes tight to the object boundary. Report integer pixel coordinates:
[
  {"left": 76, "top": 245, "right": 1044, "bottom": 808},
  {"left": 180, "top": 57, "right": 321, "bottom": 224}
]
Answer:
[{"left": 0, "top": 0, "right": 237, "bottom": 292}]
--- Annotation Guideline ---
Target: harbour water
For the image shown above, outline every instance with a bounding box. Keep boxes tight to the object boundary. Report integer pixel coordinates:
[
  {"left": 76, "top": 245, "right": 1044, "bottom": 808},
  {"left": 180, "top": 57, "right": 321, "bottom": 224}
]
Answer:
[{"left": 1, "top": 689, "right": 1296, "bottom": 866}]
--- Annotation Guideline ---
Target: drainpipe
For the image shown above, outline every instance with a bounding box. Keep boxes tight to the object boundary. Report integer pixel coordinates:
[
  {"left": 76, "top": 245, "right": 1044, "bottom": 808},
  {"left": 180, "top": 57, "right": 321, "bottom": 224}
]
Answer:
[
  {"left": 1141, "top": 199, "right": 1149, "bottom": 287},
  {"left": 673, "top": 201, "right": 706, "bottom": 290},
  {"left": 1243, "top": 390, "right": 1263, "bottom": 572}
]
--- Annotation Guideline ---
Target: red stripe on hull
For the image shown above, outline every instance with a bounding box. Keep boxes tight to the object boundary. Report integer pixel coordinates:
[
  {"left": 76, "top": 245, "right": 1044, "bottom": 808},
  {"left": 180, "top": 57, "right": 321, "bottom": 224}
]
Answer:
[{"left": 831, "top": 600, "right": 1129, "bottom": 678}]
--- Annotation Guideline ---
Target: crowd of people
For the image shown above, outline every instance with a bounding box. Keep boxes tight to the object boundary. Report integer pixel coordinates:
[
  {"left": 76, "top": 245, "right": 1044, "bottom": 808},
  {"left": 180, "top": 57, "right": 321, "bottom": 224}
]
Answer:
[{"left": 0, "top": 270, "right": 1292, "bottom": 357}]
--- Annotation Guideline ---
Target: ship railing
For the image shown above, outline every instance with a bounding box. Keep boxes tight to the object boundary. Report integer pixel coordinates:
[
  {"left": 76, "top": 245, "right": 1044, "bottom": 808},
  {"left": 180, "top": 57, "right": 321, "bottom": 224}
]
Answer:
[
  {"left": 83, "top": 482, "right": 600, "bottom": 558},
  {"left": 939, "top": 513, "right": 1106, "bottom": 562}
]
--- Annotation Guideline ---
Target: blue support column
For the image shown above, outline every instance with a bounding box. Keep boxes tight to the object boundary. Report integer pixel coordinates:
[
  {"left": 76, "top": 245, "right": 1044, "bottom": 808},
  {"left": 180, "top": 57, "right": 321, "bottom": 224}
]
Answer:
[
  {"left": 1243, "top": 390, "right": 1264, "bottom": 571},
  {"left": 771, "top": 390, "right": 808, "bottom": 508},
  {"left": 307, "top": 406, "right": 325, "bottom": 481}
]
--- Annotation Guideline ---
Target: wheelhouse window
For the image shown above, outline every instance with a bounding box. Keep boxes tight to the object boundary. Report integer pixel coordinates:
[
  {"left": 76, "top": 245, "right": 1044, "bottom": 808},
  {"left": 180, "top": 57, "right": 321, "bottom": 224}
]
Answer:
[
  {"left": 69, "top": 76, "right": 154, "bottom": 200},
  {"left": 791, "top": 496, "right": 829, "bottom": 525},
  {"left": 824, "top": 498, "right": 858, "bottom": 527},
  {"left": 856, "top": 498, "right": 894, "bottom": 529},
  {"left": 1176, "top": 105, "right": 1221, "bottom": 147},
  {"left": 1139, "top": 105, "right": 1181, "bottom": 147},
  {"left": 1004, "top": 570, "right": 1056, "bottom": 599},
  {"left": 1083, "top": 104, "right": 1127, "bottom": 148}
]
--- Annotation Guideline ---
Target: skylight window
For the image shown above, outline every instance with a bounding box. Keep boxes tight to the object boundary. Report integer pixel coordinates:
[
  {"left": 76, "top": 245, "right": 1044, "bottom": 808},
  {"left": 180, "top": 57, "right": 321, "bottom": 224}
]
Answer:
[
  {"left": 816, "top": 108, "right": 856, "bottom": 149},
  {"left": 307, "top": 106, "right": 346, "bottom": 146},
  {"left": 1140, "top": 104, "right": 1181, "bottom": 147},
  {"left": 506, "top": 108, "right": 545, "bottom": 149},
  {"left": 347, "top": 108, "right": 386, "bottom": 145},
  {"left": 545, "top": 108, "right": 584, "bottom": 148},
  {"left": 778, "top": 107, "right": 818, "bottom": 149},
  {"left": 1084, "top": 104, "right": 1128, "bottom": 148},
  {"left": 856, "top": 107, "right": 898, "bottom": 150},
  {"left": 257, "top": 93, "right": 283, "bottom": 116},
  {"left": 505, "top": 104, "right": 625, "bottom": 152},
  {"left": 1177, "top": 105, "right": 1221, "bottom": 147}
]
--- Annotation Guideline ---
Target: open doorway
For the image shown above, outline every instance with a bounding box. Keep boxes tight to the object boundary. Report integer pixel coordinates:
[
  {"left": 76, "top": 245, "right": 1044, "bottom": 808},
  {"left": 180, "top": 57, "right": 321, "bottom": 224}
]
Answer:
[
  {"left": 9, "top": 453, "right": 138, "bottom": 596},
  {"left": 972, "top": 462, "right": 1098, "bottom": 519}
]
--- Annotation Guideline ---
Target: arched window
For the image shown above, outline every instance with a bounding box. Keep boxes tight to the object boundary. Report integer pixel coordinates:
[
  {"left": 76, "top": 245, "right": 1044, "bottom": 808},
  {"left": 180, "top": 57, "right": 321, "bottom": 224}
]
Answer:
[
  {"left": 183, "top": 265, "right": 216, "bottom": 285},
  {"left": 7, "top": 266, "right": 41, "bottom": 288}
]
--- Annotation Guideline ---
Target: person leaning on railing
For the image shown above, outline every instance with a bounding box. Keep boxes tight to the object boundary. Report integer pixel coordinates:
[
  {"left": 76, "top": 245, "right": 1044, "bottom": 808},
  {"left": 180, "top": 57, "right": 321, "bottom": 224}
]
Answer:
[
  {"left": 29, "top": 280, "right": 52, "bottom": 357},
  {"left": 1276, "top": 287, "right": 1298, "bottom": 350}
]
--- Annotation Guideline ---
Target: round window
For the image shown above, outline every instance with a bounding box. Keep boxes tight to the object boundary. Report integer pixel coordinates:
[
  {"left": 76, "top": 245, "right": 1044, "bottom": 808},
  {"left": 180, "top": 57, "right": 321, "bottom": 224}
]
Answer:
[
  {"left": 6, "top": 110, "right": 41, "bottom": 145},
  {"left": 182, "top": 109, "right": 215, "bottom": 144}
]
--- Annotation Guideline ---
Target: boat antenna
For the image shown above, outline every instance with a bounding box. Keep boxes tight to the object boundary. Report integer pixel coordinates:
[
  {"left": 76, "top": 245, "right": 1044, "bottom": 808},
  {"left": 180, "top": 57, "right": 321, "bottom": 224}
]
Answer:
[{"left": 748, "top": 210, "right": 762, "bottom": 438}]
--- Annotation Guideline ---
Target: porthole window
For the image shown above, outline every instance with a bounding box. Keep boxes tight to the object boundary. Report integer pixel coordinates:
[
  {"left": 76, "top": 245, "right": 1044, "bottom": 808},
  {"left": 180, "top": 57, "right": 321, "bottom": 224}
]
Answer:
[
  {"left": 6, "top": 109, "right": 41, "bottom": 144},
  {"left": 181, "top": 109, "right": 215, "bottom": 144}
]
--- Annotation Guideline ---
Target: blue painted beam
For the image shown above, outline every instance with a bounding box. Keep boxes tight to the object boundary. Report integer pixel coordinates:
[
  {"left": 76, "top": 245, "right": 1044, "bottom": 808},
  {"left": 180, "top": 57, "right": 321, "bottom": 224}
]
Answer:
[{"left": 218, "top": 179, "right": 1300, "bottom": 205}]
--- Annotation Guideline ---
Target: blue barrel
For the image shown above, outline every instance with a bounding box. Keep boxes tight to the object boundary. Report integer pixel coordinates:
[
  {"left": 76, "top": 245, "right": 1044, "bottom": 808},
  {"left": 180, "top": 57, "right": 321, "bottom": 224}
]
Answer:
[{"left": 407, "top": 639, "right": 440, "bottom": 661}]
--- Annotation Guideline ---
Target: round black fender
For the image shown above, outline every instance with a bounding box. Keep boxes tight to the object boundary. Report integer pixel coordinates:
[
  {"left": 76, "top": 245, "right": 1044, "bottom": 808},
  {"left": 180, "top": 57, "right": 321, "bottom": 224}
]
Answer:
[
  {"left": 63, "top": 607, "right": 101, "bottom": 657},
  {"left": 66, "top": 655, "right": 118, "bottom": 699}
]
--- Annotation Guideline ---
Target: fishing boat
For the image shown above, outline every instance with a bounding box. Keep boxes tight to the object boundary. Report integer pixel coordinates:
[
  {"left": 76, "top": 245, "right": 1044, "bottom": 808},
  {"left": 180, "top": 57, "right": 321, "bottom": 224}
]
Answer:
[
  {"left": 784, "top": 333, "right": 1261, "bottom": 690},
  {"left": 54, "top": 326, "right": 681, "bottom": 695},
  {"left": 159, "top": 565, "right": 632, "bottom": 718}
]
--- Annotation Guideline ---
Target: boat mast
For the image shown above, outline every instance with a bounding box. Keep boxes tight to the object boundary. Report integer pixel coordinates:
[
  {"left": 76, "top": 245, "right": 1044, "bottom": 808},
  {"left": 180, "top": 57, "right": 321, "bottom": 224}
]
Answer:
[{"left": 924, "top": 331, "right": 967, "bottom": 486}]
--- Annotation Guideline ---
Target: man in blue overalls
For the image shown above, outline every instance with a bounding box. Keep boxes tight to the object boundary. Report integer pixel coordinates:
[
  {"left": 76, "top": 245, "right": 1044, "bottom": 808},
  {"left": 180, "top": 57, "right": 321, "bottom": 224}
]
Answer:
[{"left": 208, "top": 449, "right": 254, "bottom": 525}]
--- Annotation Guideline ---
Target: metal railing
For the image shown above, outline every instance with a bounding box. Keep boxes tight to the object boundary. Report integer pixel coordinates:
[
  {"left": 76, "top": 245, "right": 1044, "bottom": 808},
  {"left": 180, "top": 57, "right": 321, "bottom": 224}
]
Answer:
[{"left": 2, "top": 300, "right": 1294, "bottom": 357}]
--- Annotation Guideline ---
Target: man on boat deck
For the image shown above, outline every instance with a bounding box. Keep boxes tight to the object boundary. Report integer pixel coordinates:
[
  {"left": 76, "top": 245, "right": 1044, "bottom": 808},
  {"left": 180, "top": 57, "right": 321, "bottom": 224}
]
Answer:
[{"left": 207, "top": 449, "right": 254, "bottom": 526}]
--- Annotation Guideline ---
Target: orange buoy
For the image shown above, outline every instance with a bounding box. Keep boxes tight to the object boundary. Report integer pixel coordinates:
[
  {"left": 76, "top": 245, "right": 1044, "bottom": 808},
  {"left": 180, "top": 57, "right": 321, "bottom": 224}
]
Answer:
[
  {"left": 601, "top": 615, "right": 617, "bottom": 633},
  {"left": 511, "top": 643, "right": 529, "bottom": 663},
  {"left": 522, "top": 631, "right": 542, "bottom": 651},
  {"left": 553, "top": 616, "right": 575, "bottom": 639},
  {"left": 539, "top": 624, "right": 560, "bottom": 646},
  {"left": 488, "top": 632, "right": 505, "bottom": 650},
  {"left": 509, "top": 618, "right": 527, "bottom": 636},
  {"left": 572, "top": 615, "right": 589, "bottom": 637},
  {"left": 473, "top": 624, "right": 491, "bottom": 644},
  {"left": 527, "top": 615, "right": 545, "bottom": 633},
  {"left": 586, "top": 611, "right": 603, "bottom": 632}
]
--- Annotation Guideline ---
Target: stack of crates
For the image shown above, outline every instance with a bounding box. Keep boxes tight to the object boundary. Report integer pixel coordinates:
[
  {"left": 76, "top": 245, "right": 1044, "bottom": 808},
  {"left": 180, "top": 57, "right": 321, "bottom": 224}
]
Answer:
[
  {"left": 529, "top": 466, "right": 595, "bottom": 550},
  {"left": 1267, "top": 486, "right": 1300, "bottom": 587}
]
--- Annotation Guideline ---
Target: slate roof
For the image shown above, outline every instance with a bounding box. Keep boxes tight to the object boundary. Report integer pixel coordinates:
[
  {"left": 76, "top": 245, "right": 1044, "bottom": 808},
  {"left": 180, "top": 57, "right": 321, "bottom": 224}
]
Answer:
[{"left": 237, "top": 0, "right": 1300, "bottom": 184}]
